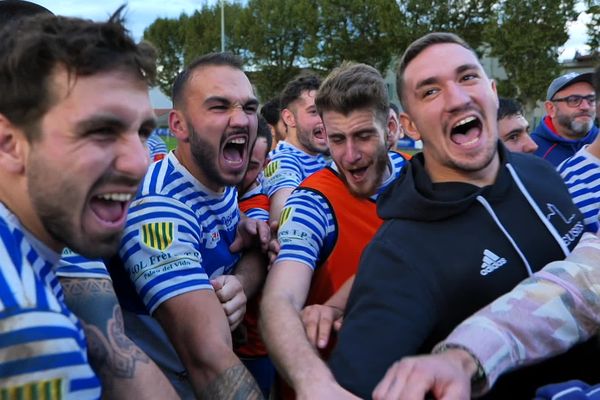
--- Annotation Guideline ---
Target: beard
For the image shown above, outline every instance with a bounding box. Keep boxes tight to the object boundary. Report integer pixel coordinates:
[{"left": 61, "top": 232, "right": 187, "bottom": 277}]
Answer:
[
  {"left": 188, "top": 123, "right": 240, "bottom": 188},
  {"left": 557, "top": 113, "right": 594, "bottom": 138},
  {"left": 27, "top": 158, "right": 124, "bottom": 258},
  {"left": 339, "top": 145, "right": 389, "bottom": 199},
  {"left": 297, "top": 124, "right": 326, "bottom": 155}
]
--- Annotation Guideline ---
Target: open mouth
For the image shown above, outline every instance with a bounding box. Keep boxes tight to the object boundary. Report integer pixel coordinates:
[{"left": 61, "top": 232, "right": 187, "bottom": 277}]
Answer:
[
  {"left": 313, "top": 126, "right": 326, "bottom": 141},
  {"left": 223, "top": 136, "right": 247, "bottom": 165},
  {"left": 347, "top": 166, "right": 368, "bottom": 181},
  {"left": 89, "top": 193, "right": 132, "bottom": 224},
  {"left": 450, "top": 116, "right": 482, "bottom": 146}
]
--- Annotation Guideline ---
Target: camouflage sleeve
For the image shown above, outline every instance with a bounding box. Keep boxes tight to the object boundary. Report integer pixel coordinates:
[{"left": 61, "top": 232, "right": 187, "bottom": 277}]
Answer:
[{"left": 437, "top": 232, "right": 600, "bottom": 394}]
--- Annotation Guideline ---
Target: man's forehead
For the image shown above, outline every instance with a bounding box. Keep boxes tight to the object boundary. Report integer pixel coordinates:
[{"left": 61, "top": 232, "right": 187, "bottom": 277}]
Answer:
[
  {"left": 188, "top": 65, "right": 254, "bottom": 98},
  {"left": 405, "top": 43, "right": 483, "bottom": 83}
]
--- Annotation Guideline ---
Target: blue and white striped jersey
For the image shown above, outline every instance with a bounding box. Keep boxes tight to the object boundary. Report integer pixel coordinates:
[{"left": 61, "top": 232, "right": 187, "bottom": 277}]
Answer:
[
  {"left": 0, "top": 203, "right": 100, "bottom": 399},
  {"left": 56, "top": 248, "right": 110, "bottom": 280},
  {"left": 146, "top": 130, "right": 168, "bottom": 162},
  {"left": 276, "top": 152, "right": 406, "bottom": 270},
  {"left": 118, "top": 151, "right": 241, "bottom": 315},
  {"left": 263, "top": 141, "right": 328, "bottom": 197},
  {"left": 558, "top": 146, "right": 600, "bottom": 233},
  {"left": 239, "top": 183, "right": 269, "bottom": 222}
]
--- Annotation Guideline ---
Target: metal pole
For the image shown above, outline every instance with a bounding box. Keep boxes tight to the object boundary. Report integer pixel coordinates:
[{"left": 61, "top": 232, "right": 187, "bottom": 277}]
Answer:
[{"left": 220, "top": 0, "right": 225, "bottom": 52}]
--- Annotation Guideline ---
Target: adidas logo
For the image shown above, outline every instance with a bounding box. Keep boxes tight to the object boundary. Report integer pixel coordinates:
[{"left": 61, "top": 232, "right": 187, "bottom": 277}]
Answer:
[{"left": 480, "top": 249, "right": 507, "bottom": 276}]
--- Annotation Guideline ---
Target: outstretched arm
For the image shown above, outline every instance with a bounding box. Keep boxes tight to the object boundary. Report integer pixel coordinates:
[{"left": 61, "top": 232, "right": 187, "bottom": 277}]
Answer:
[{"left": 60, "top": 277, "right": 179, "bottom": 400}]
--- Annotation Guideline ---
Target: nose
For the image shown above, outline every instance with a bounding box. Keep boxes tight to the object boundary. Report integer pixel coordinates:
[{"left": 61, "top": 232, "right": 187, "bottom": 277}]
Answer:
[
  {"left": 114, "top": 133, "right": 150, "bottom": 181},
  {"left": 343, "top": 139, "right": 361, "bottom": 164},
  {"left": 523, "top": 135, "right": 539, "bottom": 154},
  {"left": 444, "top": 82, "right": 471, "bottom": 113},
  {"left": 229, "top": 105, "right": 252, "bottom": 129}
]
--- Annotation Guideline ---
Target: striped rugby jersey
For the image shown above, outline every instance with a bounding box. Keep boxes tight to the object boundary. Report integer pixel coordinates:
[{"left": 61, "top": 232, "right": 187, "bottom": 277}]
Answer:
[
  {"left": 56, "top": 248, "right": 110, "bottom": 280},
  {"left": 0, "top": 203, "right": 100, "bottom": 399},
  {"left": 146, "top": 130, "right": 168, "bottom": 162},
  {"left": 118, "top": 151, "right": 241, "bottom": 315},
  {"left": 275, "top": 151, "right": 406, "bottom": 270},
  {"left": 239, "top": 183, "right": 269, "bottom": 221},
  {"left": 558, "top": 146, "right": 600, "bottom": 233},
  {"left": 263, "top": 141, "right": 328, "bottom": 197}
]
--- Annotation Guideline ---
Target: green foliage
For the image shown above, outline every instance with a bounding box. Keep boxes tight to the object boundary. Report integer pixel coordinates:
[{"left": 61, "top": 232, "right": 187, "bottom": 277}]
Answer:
[
  {"left": 143, "top": 17, "right": 185, "bottom": 97},
  {"left": 483, "top": 0, "right": 578, "bottom": 111},
  {"left": 143, "top": 0, "right": 585, "bottom": 107},
  {"left": 586, "top": 3, "right": 599, "bottom": 51}
]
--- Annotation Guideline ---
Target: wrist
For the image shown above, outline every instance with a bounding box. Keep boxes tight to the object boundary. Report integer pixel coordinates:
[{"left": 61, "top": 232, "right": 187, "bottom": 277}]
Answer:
[{"left": 433, "top": 343, "right": 486, "bottom": 391}]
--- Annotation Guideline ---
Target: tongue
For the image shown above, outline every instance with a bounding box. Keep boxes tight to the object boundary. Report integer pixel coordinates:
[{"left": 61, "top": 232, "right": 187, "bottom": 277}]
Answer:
[
  {"left": 223, "top": 146, "right": 242, "bottom": 162},
  {"left": 451, "top": 126, "right": 480, "bottom": 145},
  {"left": 90, "top": 198, "right": 123, "bottom": 222}
]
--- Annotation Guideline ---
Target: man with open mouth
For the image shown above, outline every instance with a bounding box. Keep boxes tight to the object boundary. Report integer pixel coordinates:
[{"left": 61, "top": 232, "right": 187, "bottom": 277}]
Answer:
[
  {"left": 0, "top": 5, "right": 179, "bottom": 399},
  {"left": 263, "top": 74, "right": 329, "bottom": 225},
  {"left": 110, "top": 52, "right": 266, "bottom": 399},
  {"left": 328, "top": 32, "right": 597, "bottom": 399},
  {"left": 261, "top": 62, "right": 407, "bottom": 399}
]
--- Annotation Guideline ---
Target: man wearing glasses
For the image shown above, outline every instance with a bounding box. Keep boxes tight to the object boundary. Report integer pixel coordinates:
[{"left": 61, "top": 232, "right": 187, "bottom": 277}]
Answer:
[{"left": 532, "top": 72, "right": 597, "bottom": 166}]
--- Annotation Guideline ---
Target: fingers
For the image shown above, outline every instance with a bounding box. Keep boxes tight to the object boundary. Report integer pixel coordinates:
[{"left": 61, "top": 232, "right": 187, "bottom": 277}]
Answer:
[
  {"left": 333, "top": 316, "right": 343, "bottom": 332},
  {"left": 301, "top": 306, "right": 320, "bottom": 347},
  {"left": 373, "top": 361, "right": 412, "bottom": 400},
  {"left": 256, "top": 220, "right": 271, "bottom": 252},
  {"left": 301, "top": 305, "right": 338, "bottom": 349}
]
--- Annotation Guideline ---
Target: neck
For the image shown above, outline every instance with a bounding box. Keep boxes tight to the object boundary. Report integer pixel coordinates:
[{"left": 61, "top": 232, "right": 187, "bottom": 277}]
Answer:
[
  {"left": 285, "top": 129, "right": 316, "bottom": 155},
  {"left": 174, "top": 147, "right": 224, "bottom": 193},
  {"left": 425, "top": 153, "right": 501, "bottom": 188}
]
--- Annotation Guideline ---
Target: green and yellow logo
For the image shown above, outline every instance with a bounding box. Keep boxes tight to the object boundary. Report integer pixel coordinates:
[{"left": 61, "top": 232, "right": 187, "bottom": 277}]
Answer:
[
  {"left": 263, "top": 160, "right": 280, "bottom": 178},
  {"left": 279, "top": 206, "right": 294, "bottom": 227},
  {"left": 1, "top": 378, "right": 63, "bottom": 400},
  {"left": 142, "top": 222, "right": 174, "bottom": 251}
]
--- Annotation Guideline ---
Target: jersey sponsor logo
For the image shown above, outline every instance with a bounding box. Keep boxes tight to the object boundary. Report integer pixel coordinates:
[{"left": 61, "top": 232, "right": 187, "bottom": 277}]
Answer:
[
  {"left": 263, "top": 160, "right": 280, "bottom": 178},
  {"left": 1, "top": 377, "right": 64, "bottom": 400},
  {"left": 279, "top": 206, "right": 294, "bottom": 227},
  {"left": 141, "top": 222, "right": 174, "bottom": 251},
  {"left": 545, "top": 203, "right": 584, "bottom": 247},
  {"left": 480, "top": 249, "right": 507, "bottom": 276},
  {"left": 205, "top": 229, "right": 221, "bottom": 249},
  {"left": 562, "top": 221, "right": 585, "bottom": 247}
]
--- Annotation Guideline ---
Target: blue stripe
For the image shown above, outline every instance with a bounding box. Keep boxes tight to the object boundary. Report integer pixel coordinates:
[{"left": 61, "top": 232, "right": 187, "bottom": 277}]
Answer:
[
  {"left": 0, "top": 326, "right": 78, "bottom": 348},
  {"left": 0, "top": 352, "right": 87, "bottom": 378},
  {"left": 138, "top": 268, "right": 205, "bottom": 299},
  {"left": 146, "top": 279, "right": 211, "bottom": 311}
]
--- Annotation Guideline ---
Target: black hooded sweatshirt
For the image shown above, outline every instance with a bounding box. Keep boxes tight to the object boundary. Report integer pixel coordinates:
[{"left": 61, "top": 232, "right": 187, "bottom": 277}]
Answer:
[{"left": 329, "top": 145, "right": 598, "bottom": 399}]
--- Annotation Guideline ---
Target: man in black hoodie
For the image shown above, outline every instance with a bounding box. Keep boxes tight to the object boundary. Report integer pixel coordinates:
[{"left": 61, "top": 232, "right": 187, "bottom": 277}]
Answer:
[{"left": 329, "top": 32, "right": 596, "bottom": 399}]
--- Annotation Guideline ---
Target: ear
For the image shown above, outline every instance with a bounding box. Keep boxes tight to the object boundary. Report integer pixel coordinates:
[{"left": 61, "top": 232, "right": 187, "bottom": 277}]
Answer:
[
  {"left": 490, "top": 79, "right": 499, "bottom": 108},
  {"left": 400, "top": 112, "right": 421, "bottom": 141},
  {"left": 169, "top": 109, "right": 189, "bottom": 143},
  {"left": 544, "top": 100, "right": 556, "bottom": 117},
  {"left": 281, "top": 108, "right": 296, "bottom": 129},
  {"left": 0, "top": 115, "right": 27, "bottom": 174},
  {"left": 387, "top": 110, "right": 399, "bottom": 138}
]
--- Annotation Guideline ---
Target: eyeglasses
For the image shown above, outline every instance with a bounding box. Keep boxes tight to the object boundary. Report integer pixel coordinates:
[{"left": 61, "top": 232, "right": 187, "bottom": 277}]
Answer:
[{"left": 552, "top": 95, "right": 596, "bottom": 107}]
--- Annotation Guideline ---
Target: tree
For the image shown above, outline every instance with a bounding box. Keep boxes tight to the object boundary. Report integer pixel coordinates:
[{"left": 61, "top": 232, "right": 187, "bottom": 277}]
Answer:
[
  {"left": 314, "top": 0, "right": 403, "bottom": 73},
  {"left": 483, "top": 0, "right": 579, "bottom": 111},
  {"left": 585, "top": 2, "right": 599, "bottom": 51},
  {"left": 143, "top": 17, "right": 186, "bottom": 96},
  {"left": 236, "top": 0, "right": 320, "bottom": 99}
]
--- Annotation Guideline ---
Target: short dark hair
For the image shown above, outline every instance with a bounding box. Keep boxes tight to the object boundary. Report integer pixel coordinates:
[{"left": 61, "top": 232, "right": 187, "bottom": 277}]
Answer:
[
  {"left": 396, "top": 32, "right": 475, "bottom": 109},
  {"left": 316, "top": 62, "right": 389, "bottom": 127},
  {"left": 256, "top": 115, "right": 273, "bottom": 157},
  {"left": 0, "top": 7, "right": 156, "bottom": 140},
  {"left": 260, "top": 98, "right": 281, "bottom": 125},
  {"left": 0, "top": 0, "right": 52, "bottom": 26},
  {"left": 172, "top": 52, "right": 243, "bottom": 108},
  {"left": 280, "top": 73, "right": 321, "bottom": 110},
  {"left": 497, "top": 98, "right": 524, "bottom": 121}
]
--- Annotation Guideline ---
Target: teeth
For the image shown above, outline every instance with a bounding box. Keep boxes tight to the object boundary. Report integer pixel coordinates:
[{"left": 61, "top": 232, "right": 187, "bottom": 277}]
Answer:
[
  {"left": 453, "top": 116, "right": 476, "bottom": 128},
  {"left": 97, "top": 193, "right": 132, "bottom": 202},
  {"left": 229, "top": 138, "right": 246, "bottom": 144}
]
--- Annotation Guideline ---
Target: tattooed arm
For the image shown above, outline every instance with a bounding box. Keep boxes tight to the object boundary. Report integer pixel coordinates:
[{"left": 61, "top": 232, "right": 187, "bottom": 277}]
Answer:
[
  {"left": 60, "top": 277, "right": 179, "bottom": 400},
  {"left": 154, "top": 288, "right": 263, "bottom": 399}
]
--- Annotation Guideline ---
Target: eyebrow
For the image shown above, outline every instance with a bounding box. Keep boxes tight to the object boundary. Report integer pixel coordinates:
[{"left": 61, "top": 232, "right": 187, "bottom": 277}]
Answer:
[
  {"left": 414, "top": 63, "right": 481, "bottom": 91},
  {"left": 76, "top": 114, "right": 156, "bottom": 133},
  {"left": 205, "top": 95, "right": 259, "bottom": 107}
]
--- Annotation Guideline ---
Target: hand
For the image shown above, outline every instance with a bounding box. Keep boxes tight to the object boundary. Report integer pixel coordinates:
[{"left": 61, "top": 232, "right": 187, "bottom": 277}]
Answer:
[
  {"left": 372, "top": 349, "right": 475, "bottom": 400},
  {"left": 301, "top": 304, "right": 344, "bottom": 349},
  {"left": 211, "top": 275, "right": 247, "bottom": 331},
  {"left": 229, "top": 216, "right": 270, "bottom": 253}
]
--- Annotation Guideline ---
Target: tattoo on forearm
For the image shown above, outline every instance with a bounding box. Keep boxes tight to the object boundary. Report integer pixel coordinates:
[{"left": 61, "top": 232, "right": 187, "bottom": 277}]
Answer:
[
  {"left": 200, "top": 364, "right": 263, "bottom": 400},
  {"left": 61, "top": 278, "right": 150, "bottom": 380}
]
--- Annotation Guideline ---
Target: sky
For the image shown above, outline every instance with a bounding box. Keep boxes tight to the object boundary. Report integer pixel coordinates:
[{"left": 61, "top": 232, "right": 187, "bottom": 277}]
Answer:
[{"left": 32, "top": 0, "right": 592, "bottom": 61}]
